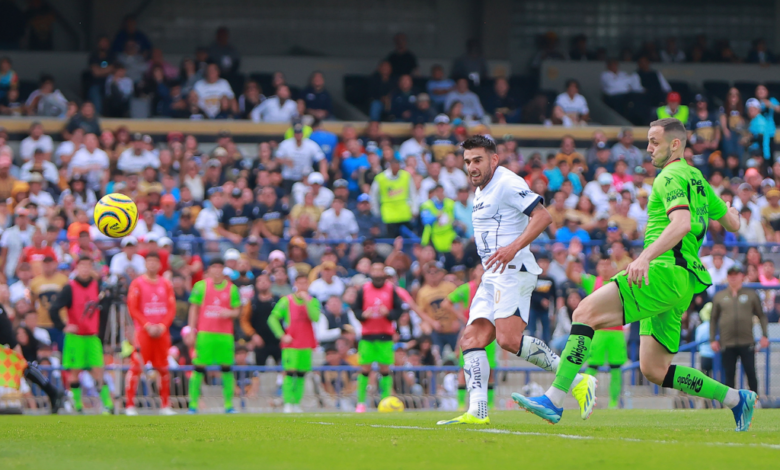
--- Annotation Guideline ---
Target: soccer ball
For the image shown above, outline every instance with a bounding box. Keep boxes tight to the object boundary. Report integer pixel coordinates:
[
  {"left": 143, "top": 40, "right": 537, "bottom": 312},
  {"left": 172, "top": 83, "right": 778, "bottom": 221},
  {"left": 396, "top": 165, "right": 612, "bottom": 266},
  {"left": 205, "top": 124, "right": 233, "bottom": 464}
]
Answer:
[
  {"left": 94, "top": 193, "right": 139, "bottom": 238},
  {"left": 377, "top": 396, "right": 404, "bottom": 413}
]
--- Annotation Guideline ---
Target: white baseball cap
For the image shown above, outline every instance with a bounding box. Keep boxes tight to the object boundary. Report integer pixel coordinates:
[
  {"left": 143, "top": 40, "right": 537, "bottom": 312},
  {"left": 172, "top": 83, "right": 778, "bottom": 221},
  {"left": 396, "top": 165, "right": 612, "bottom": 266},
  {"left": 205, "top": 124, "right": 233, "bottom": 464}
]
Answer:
[
  {"left": 144, "top": 232, "right": 160, "bottom": 243},
  {"left": 307, "top": 172, "right": 325, "bottom": 185},
  {"left": 158, "top": 237, "right": 173, "bottom": 247},
  {"left": 269, "top": 250, "right": 286, "bottom": 262},
  {"left": 224, "top": 248, "right": 241, "bottom": 261},
  {"left": 746, "top": 98, "right": 761, "bottom": 109},
  {"left": 121, "top": 236, "right": 138, "bottom": 247},
  {"left": 598, "top": 173, "right": 613, "bottom": 185}
]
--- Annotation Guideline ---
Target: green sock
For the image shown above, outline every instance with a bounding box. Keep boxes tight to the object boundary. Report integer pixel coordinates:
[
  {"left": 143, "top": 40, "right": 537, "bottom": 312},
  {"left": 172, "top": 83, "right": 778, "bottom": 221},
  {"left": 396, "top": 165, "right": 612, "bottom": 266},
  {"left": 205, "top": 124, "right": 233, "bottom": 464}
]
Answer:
[
  {"left": 457, "top": 386, "right": 466, "bottom": 408},
  {"left": 379, "top": 374, "right": 393, "bottom": 399},
  {"left": 487, "top": 385, "right": 494, "bottom": 408},
  {"left": 189, "top": 371, "right": 203, "bottom": 410},
  {"left": 552, "top": 324, "right": 594, "bottom": 393},
  {"left": 357, "top": 374, "right": 368, "bottom": 404},
  {"left": 664, "top": 365, "right": 728, "bottom": 402},
  {"left": 585, "top": 366, "right": 598, "bottom": 377},
  {"left": 221, "top": 371, "right": 235, "bottom": 410},
  {"left": 294, "top": 374, "right": 306, "bottom": 404},
  {"left": 71, "top": 385, "right": 83, "bottom": 411},
  {"left": 100, "top": 385, "right": 113, "bottom": 410},
  {"left": 283, "top": 374, "right": 296, "bottom": 405},
  {"left": 609, "top": 367, "right": 622, "bottom": 408}
]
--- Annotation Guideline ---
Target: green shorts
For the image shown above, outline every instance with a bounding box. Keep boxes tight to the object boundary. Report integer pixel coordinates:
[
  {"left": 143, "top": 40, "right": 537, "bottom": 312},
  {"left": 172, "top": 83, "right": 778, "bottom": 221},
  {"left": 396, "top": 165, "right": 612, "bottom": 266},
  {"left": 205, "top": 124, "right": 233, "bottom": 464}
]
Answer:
[
  {"left": 62, "top": 333, "right": 104, "bottom": 370},
  {"left": 459, "top": 341, "right": 498, "bottom": 369},
  {"left": 613, "top": 261, "right": 695, "bottom": 354},
  {"left": 193, "top": 331, "right": 235, "bottom": 366},
  {"left": 282, "top": 348, "right": 313, "bottom": 372},
  {"left": 358, "top": 340, "right": 394, "bottom": 366},
  {"left": 588, "top": 330, "right": 628, "bottom": 367}
]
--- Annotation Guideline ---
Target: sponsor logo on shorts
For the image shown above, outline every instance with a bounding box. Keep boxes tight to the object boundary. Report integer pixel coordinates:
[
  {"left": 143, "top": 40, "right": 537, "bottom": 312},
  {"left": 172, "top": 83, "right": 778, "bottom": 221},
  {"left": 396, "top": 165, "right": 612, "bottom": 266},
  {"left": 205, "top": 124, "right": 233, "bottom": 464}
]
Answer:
[
  {"left": 566, "top": 336, "right": 587, "bottom": 365},
  {"left": 676, "top": 373, "right": 703, "bottom": 393}
]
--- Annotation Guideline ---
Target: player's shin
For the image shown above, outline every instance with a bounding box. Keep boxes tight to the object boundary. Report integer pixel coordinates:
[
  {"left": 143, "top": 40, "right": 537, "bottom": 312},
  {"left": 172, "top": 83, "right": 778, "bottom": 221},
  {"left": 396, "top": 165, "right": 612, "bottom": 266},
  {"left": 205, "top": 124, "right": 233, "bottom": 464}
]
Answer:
[
  {"left": 519, "top": 335, "right": 584, "bottom": 388},
  {"left": 547, "top": 323, "right": 594, "bottom": 406},
  {"left": 189, "top": 368, "right": 204, "bottom": 410},
  {"left": 463, "top": 348, "right": 489, "bottom": 419},
  {"left": 609, "top": 366, "right": 622, "bottom": 408},
  {"left": 126, "top": 358, "right": 141, "bottom": 409},
  {"left": 221, "top": 366, "right": 234, "bottom": 409},
  {"left": 71, "top": 382, "right": 83, "bottom": 411},
  {"left": 662, "top": 364, "right": 732, "bottom": 404},
  {"left": 23, "top": 365, "right": 59, "bottom": 404},
  {"left": 100, "top": 384, "right": 113, "bottom": 410},
  {"left": 457, "top": 385, "right": 466, "bottom": 409},
  {"left": 283, "top": 374, "right": 296, "bottom": 404},
  {"left": 379, "top": 373, "right": 392, "bottom": 399},
  {"left": 293, "top": 372, "right": 306, "bottom": 404},
  {"left": 158, "top": 367, "right": 171, "bottom": 408},
  {"left": 356, "top": 372, "right": 369, "bottom": 404}
]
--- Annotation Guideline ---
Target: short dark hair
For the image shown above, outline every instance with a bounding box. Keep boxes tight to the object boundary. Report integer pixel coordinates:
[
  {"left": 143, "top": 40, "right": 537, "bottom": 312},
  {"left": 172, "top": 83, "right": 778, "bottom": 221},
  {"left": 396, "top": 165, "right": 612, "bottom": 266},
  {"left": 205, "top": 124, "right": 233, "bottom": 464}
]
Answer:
[
  {"left": 145, "top": 252, "right": 160, "bottom": 261},
  {"left": 650, "top": 118, "right": 687, "bottom": 140},
  {"left": 295, "top": 274, "right": 309, "bottom": 281},
  {"left": 209, "top": 258, "right": 224, "bottom": 267},
  {"left": 77, "top": 255, "right": 92, "bottom": 264},
  {"left": 461, "top": 135, "right": 496, "bottom": 154},
  {"left": 565, "top": 79, "right": 579, "bottom": 89}
]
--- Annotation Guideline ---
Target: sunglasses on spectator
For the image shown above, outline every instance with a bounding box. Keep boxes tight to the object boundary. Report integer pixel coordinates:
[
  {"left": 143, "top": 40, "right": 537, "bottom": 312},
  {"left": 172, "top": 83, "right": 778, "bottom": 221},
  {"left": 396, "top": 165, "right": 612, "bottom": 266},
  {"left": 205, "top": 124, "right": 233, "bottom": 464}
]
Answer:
[{"left": 607, "top": 226, "right": 619, "bottom": 232}]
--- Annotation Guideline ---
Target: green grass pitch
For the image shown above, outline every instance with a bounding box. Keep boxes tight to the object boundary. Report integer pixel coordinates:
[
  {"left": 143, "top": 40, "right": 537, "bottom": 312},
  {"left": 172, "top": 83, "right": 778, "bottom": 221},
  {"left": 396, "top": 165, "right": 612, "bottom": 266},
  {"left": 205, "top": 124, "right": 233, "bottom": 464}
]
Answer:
[{"left": 2, "top": 410, "right": 779, "bottom": 469}]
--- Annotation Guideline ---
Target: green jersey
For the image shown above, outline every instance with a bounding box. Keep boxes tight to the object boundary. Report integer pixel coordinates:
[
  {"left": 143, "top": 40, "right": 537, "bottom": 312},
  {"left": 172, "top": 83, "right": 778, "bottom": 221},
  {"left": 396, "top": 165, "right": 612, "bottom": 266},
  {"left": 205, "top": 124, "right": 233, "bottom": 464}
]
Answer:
[{"left": 645, "top": 160, "right": 727, "bottom": 292}]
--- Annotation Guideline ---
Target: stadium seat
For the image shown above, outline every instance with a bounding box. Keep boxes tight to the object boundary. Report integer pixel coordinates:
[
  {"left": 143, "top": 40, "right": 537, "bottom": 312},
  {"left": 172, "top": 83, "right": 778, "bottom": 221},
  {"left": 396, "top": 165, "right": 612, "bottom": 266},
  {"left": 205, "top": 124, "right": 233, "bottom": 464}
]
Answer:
[
  {"left": 508, "top": 74, "right": 537, "bottom": 108},
  {"left": 226, "top": 74, "right": 245, "bottom": 97},
  {"left": 248, "top": 72, "right": 274, "bottom": 95},
  {"left": 667, "top": 80, "right": 692, "bottom": 105},
  {"left": 702, "top": 80, "right": 731, "bottom": 103},
  {"left": 734, "top": 81, "right": 759, "bottom": 101},
  {"left": 765, "top": 82, "right": 780, "bottom": 98},
  {"left": 413, "top": 77, "right": 429, "bottom": 95},
  {"left": 18, "top": 79, "right": 38, "bottom": 102},
  {"left": 343, "top": 74, "right": 371, "bottom": 111}
]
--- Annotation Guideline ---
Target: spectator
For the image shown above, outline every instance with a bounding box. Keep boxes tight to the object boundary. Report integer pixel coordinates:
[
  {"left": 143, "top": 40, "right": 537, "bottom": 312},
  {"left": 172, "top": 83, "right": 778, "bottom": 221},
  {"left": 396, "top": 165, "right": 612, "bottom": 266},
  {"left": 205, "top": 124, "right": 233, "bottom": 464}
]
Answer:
[
  {"left": 69, "top": 133, "right": 108, "bottom": 193},
  {"left": 609, "top": 198, "right": 638, "bottom": 239},
  {"left": 207, "top": 26, "right": 240, "bottom": 77},
  {"left": 425, "top": 64, "right": 454, "bottom": 114},
  {"left": 444, "top": 78, "right": 484, "bottom": 121},
  {"left": 410, "top": 93, "right": 436, "bottom": 124},
  {"left": 24, "top": 74, "right": 67, "bottom": 117},
  {"left": 745, "top": 98, "right": 772, "bottom": 161},
  {"left": 0, "top": 57, "right": 17, "bottom": 101},
  {"left": 353, "top": 193, "right": 382, "bottom": 238},
  {"left": 656, "top": 91, "right": 688, "bottom": 123},
  {"left": 719, "top": 88, "right": 747, "bottom": 160},
  {"left": 554, "top": 79, "right": 589, "bottom": 124},
  {"left": 439, "top": 153, "right": 468, "bottom": 200},
  {"left": 276, "top": 122, "right": 327, "bottom": 192},
  {"left": 155, "top": 195, "right": 180, "bottom": 234},
  {"left": 255, "top": 186, "right": 289, "bottom": 247},
  {"left": 687, "top": 94, "right": 720, "bottom": 165},
  {"left": 0, "top": 87, "right": 22, "bottom": 116},
  {"left": 0, "top": 206, "right": 35, "bottom": 283},
  {"left": 555, "top": 135, "right": 585, "bottom": 171},
  {"left": 385, "top": 33, "right": 417, "bottom": 77},
  {"left": 601, "top": 58, "right": 643, "bottom": 108},
  {"left": 610, "top": 128, "right": 643, "bottom": 171},
  {"left": 237, "top": 80, "right": 264, "bottom": 120},
  {"left": 660, "top": 38, "right": 686, "bottom": 63},
  {"left": 555, "top": 216, "right": 590, "bottom": 244},
  {"left": 421, "top": 185, "right": 457, "bottom": 254},
  {"left": 366, "top": 60, "right": 395, "bottom": 122},
  {"left": 529, "top": 31, "right": 567, "bottom": 71},
  {"left": 318, "top": 197, "right": 358, "bottom": 240},
  {"left": 636, "top": 55, "right": 672, "bottom": 107},
  {"left": 108, "top": 236, "right": 145, "bottom": 278},
  {"left": 250, "top": 85, "right": 298, "bottom": 123},
  {"left": 117, "top": 40, "right": 147, "bottom": 84},
  {"left": 399, "top": 122, "right": 431, "bottom": 175},
  {"left": 195, "top": 187, "right": 225, "bottom": 240},
  {"left": 140, "top": 65, "right": 173, "bottom": 117},
  {"left": 569, "top": 34, "right": 596, "bottom": 61},
  {"left": 761, "top": 188, "right": 780, "bottom": 242},
  {"left": 451, "top": 38, "right": 488, "bottom": 84},
  {"left": 19, "top": 121, "right": 52, "bottom": 163},
  {"left": 21, "top": 148, "right": 57, "bottom": 185},
  {"left": 747, "top": 38, "right": 775, "bottom": 65},
  {"left": 309, "top": 261, "right": 345, "bottom": 303},
  {"left": 111, "top": 15, "right": 151, "bottom": 55},
  {"left": 370, "top": 157, "right": 416, "bottom": 238},
  {"left": 218, "top": 187, "right": 257, "bottom": 245},
  {"left": 340, "top": 139, "right": 370, "bottom": 195},
  {"left": 583, "top": 172, "right": 613, "bottom": 214},
  {"left": 103, "top": 63, "right": 134, "bottom": 117},
  {"left": 179, "top": 57, "right": 201, "bottom": 97},
  {"left": 193, "top": 63, "right": 237, "bottom": 119},
  {"left": 145, "top": 47, "right": 178, "bottom": 82},
  {"left": 426, "top": 114, "right": 458, "bottom": 163},
  {"left": 289, "top": 190, "right": 321, "bottom": 237},
  {"left": 710, "top": 266, "right": 769, "bottom": 394},
  {"left": 485, "top": 77, "right": 519, "bottom": 124},
  {"left": 65, "top": 101, "right": 101, "bottom": 138},
  {"left": 291, "top": 172, "right": 334, "bottom": 210},
  {"left": 611, "top": 159, "right": 631, "bottom": 192},
  {"left": 416, "top": 261, "right": 457, "bottom": 355},
  {"left": 302, "top": 71, "right": 333, "bottom": 121},
  {"left": 389, "top": 74, "right": 416, "bottom": 122},
  {"left": 628, "top": 189, "right": 650, "bottom": 233},
  {"left": 117, "top": 133, "right": 158, "bottom": 174}
]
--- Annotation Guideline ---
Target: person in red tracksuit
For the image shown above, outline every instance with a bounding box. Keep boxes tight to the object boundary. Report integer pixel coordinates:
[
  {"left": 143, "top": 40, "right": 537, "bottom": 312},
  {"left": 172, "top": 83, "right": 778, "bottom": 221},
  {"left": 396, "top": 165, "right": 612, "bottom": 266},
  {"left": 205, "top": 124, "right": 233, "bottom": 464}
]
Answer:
[{"left": 125, "top": 253, "right": 176, "bottom": 416}]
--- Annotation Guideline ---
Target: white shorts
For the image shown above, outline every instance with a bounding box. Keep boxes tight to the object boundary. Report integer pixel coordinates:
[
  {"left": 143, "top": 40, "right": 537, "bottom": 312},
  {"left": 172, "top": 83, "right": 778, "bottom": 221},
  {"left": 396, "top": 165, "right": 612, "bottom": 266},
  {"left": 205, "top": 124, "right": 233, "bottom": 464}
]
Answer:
[{"left": 467, "top": 270, "right": 537, "bottom": 325}]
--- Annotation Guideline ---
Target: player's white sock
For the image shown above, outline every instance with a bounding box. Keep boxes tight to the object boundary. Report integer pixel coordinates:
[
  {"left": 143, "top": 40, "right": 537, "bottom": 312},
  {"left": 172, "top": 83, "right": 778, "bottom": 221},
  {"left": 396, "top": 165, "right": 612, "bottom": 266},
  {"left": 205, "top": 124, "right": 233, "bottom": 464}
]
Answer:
[
  {"left": 723, "top": 388, "right": 741, "bottom": 408},
  {"left": 518, "top": 336, "right": 584, "bottom": 391},
  {"left": 463, "top": 348, "right": 489, "bottom": 419}
]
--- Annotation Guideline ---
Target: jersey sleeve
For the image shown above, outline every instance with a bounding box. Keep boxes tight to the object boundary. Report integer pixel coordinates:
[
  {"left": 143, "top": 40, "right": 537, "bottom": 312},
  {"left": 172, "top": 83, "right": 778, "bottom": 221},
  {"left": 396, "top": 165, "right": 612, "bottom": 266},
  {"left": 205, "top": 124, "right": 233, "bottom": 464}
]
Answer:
[
  {"left": 706, "top": 181, "right": 728, "bottom": 220},
  {"left": 447, "top": 283, "right": 469, "bottom": 306},
  {"left": 653, "top": 170, "right": 689, "bottom": 216},
  {"left": 188, "top": 281, "right": 206, "bottom": 305},
  {"left": 579, "top": 273, "right": 596, "bottom": 295},
  {"left": 504, "top": 174, "right": 543, "bottom": 216},
  {"left": 230, "top": 284, "right": 241, "bottom": 308}
]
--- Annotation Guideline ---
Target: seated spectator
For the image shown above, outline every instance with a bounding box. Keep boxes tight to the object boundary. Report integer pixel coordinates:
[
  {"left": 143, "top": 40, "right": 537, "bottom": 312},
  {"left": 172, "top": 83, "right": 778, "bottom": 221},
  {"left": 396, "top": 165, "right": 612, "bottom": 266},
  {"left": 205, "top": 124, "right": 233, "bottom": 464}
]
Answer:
[
  {"left": 24, "top": 74, "right": 67, "bottom": 117},
  {"left": 521, "top": 93, "right": 551, "bottom": 124},
  {"left": 207, "top": 26, "right": 240, "bottom": 77},
  {"left": 451, "top": 38, "right": 488, "bottom": 84},
  {"left": 687, "top": 94, "right": 720, "bottom": 167},
  {"left": 719, "top": 87, "right": 747, "bottom": 160},
  {"left": 193, "top": 63, "right": 237, "bottom": 119},
  {"left": 65, "top": 101, "right": 101, "bottom": 140},
  {"left": 555, "top": 216, "right": 591, "bottom": 243},
  {"left": 600, "top": 58, "right": 645, "bottom": 122},
  {"left": 426, "top": 64, "right": 454, "bottom": 113},
  {"left": 20, "top": 121, "right": 52, "bottom": 163},
  {"left": 569, "top": 34, "right": 596, "bottom": 61},
  {"left": 746, "top": 98, "right": 773, "bottom": 161},
  {"left": 610, "top": 128, "right": 643, "bottom": 171},
  {"left": 529, "top": 31, "right": 568, "bottom": 71},
  {"left": 238, "top": 80, "right": 264, "bottom": 120},
  {"left": 444, "top": 78, "right": 484, "bottom": 121},
  {"left": 555, "top": 135, "right": 586, "bottom": 171},
  {"left": 583, "top": 172, "right": 613, "bottom": 214},
  {"left": 656, "top": 91, "right": 689, "bottom": 123},
  {"left": 117, "top": 133, "right": 159, "bottom": 174},
  {"left": 368, "top": 60, "right": 394, "bottom": 121},
  {"left": 111, "top": 14, "right": 151, "bottom": 56},
  {"left": 250, "top": 84, "right": 298, "bottom": 123},
  {"left": 0, "top": 88, "right": 23, "bottom": 116},
  {"left": 385, "top": 33, "right": 418, "bottom": 77},
  {"left": 389, "top": 74, "right": 416, "bottom": 122},
  {"left": 485, "top": 77, "right": 519, "bottom": 124},
  {"left": 611, "top": 160, "right": 631, "bottom": 192},
  {"left": 609, "top": 198, "right": 638, "bottom": 240},
  {"left": 660, "top": 38, "right": 686, "bottom": 63},
  {"left": 140, "top": 65, "right": 173, "bottom": 117},
  {"left": 317, "top": 197, "right": 358, "bottom": 240},
  {"left": 554, "top": 79, "right": 589, "bottom": 124},
  {"left": 410, "top": 93, "right": 436, "bottom": 123},
  {"left": 302, "top": 71, "right": 333, "bottom": 121},
  {"left": 117, "top": 40, "right": 147, "bottom": 84},
  {"left": 747, "top": 38, "right": 775, "bottom": 65},
  {"left": 179, "top": 57, "right": 201, "bottom": 97},
  {"left": 104, "top": 63, "right": 134, "bottom": 117},
  {"left": 0, "top": 57, "right": 18, "bottom": 101},
  {"left": 636, "top": 55, "right": 672, "bottom": 107},
  {"left": 21, "top": 148, "right": 58, "bottom": 185}
]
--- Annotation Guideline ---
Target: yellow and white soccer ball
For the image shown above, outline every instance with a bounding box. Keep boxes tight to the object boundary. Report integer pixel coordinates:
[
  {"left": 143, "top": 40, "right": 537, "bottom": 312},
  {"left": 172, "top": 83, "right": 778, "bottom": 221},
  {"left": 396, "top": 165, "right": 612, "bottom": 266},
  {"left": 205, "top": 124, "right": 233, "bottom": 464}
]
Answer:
[
  {"left": 377, "top": 396, "right": 404, "bottom": 413},
  {"left": 94, "top": 193, "right": 139, "bottom": 238}
]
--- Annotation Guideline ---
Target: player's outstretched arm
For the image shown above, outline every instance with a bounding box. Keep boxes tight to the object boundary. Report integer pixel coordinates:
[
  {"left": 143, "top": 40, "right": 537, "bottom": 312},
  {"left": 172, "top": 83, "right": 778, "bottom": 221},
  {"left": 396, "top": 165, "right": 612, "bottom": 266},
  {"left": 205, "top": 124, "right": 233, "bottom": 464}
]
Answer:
[{"left": 625, "top": 209, "right": 690, "bottom": 286}]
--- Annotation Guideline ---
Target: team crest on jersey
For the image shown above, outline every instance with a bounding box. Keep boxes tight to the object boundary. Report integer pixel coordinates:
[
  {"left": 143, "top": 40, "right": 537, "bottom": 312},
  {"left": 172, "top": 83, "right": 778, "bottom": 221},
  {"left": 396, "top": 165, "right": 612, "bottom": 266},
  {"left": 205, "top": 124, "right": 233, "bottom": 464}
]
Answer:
[{"left": 664, "top": 176, "right": 673, "bottom": 186}]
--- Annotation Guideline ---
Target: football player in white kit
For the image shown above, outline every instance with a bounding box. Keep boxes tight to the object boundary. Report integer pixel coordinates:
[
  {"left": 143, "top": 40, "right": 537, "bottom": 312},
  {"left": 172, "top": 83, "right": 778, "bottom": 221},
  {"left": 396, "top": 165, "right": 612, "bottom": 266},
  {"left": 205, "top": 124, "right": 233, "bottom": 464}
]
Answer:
[{"left": 437, "top": 135, "right": 597, "bottom": 425}]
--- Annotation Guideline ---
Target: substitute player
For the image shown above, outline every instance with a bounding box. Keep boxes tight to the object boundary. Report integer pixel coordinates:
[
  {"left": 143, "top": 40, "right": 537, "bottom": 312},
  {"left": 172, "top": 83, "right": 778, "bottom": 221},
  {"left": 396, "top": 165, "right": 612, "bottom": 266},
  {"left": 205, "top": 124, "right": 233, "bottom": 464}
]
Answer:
[
  {"left": 352, "top": 262, "right": 404, "bottom": 413},
  {"left": 514, "top": 118, "right": 756, "bottom": 432},
  {"left": 125, "top": 253, "right": 177, "bottom": 416},
  {"left": 267, "top": 274, "right": 321, "bottom": 413},
  {"left": 49, "top": 256, "right": 113, "bottom": 414},
  {"left": 567, "top": 255, "right": 627, "bottom": 409},
  {"left": 438, "top": 135, "right": 595, "bottom": 426},
  {"left": 441, "top": 264, "right": 498, "bottom": 410},
  {"left": 187, "top": 258, "right": 241, "bottom": 414}
]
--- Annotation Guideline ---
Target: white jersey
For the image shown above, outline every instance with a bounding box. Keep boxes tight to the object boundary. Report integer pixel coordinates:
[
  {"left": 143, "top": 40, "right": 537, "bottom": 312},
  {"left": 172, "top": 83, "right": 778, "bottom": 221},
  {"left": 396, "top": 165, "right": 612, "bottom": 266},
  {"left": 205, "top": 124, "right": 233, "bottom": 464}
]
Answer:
[{"left": 472, "top": 166, "right": 542, "bottom": 275}]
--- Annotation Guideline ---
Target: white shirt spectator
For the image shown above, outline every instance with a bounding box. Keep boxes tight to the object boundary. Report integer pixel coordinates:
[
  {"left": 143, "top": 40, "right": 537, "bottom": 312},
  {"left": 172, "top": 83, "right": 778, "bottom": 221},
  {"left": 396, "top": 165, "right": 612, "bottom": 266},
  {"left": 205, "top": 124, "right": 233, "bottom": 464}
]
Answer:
[
  {"left": 707, "top": 263, "right": 731, "bottom": 297},
  {"left": 701, "top": 254, "right": 735, "bottom": 272},
  {"left": 25, "top": 89, "right": 68, "bottom": 117},
  {"left": 250, "top": 96, "right": 299, "bottom": 123},
  {"left": 54, "top": 140, "right": 83, "bottom": 166},
  {"left": 610, "top": 143, "right": 644, "bottom": 170},
  {"left": 182, "top": 174, "right": 204, "bottom": 202},
  {"left": 131, "top": 220, "right": 167, "bottom": 240},
  {"left": 600, "top": 70, "right": 644, "bottom": 96},
  {"left": 29, "top": 190, "right": 55, "bottom": 209},
  {"left": 732, "top": 198, "right": 761, "bottom": 223},
  {"left": 318, "top": 208, "right": 359, "bottom": 240},
  {"left": 582, "top": 181, "right": 611, "bottom": 214},
  {"left": 291, "top": 183, "right": 334, "bottom": 209},
  {"left": 19, "top": 134, "right": 53, "bottom": 162},
  {"left": 109, "top": 251, "right": 147, "bottom": 276},
  {"left": 739, "top": 216, "right": 766, "bottom": 245},
  {"left": 0, "top": 224, "right": 34, "bottom": 279},
  {"left": 117, "top": 148, "right": 160, "bottom": 174},
  {"left": 195, "top": 205, "right": 222, "bottom": 240},
  {"left": 621, "top": 181, "right": 653, "bottom": 199},
  {"left": 660, "top": 50, "right": 686, "bottom": 63},
  {"left": 399, "top": 137, "right": 431, "bottom": 176},
  {"left": 9, "top": 279, "right": 28, "bottom": 305},
  {"left": 193, "top": 78, "right": 235, "bottom": 119},
  {"left": 309, "top": 277, "right": 346, "bottom": 302},
  {"left": 275, "top": 138, "right": 325, "bottom": 182},
  {"left": 444, "top": 90, "right": 484, "bottom": 119},
  {"left": 564, "top": 193, "right": 579, "bottom": 210},
  {"left": 20, "top": 160, "right": 59, "bottom": 185},
  {"left": 69, "top": 147, "right": 109, "bottom": 192},
  {"left": 438, "top": 167, "right": 468, "bottom": 199},
  {"left": 31, "top": 327, "right": 51, "bottom": 346},
  {"left": 628, "top": 202, "right": 649, "bottom": 232},
  {"left": 554, "top": 93, "right": 589, "bottom": 117}
]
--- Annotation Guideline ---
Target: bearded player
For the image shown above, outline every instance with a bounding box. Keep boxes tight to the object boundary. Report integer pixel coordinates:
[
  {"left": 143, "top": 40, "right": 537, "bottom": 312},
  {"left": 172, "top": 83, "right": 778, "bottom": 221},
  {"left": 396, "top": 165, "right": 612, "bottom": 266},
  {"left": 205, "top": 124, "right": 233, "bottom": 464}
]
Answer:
[
  {"left": 513, "top": 118, "right": 756, "bottom": 432},
  {"left": 125, "top": 253, "right": 177, "bottom": 416},
  {"left": 437, "top": 135, "right": 596, "bottom": 426}
]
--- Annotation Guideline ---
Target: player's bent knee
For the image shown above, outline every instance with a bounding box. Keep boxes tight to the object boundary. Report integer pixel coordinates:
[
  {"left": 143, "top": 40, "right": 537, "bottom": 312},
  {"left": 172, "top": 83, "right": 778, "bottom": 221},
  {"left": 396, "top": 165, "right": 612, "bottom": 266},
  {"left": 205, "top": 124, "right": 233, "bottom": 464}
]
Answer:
[
  {"left": 639, "top": 362, "right": 667, "bottom": 385},
  {"left": 495, "top": 331, "right": 521, "bottom": 354}
]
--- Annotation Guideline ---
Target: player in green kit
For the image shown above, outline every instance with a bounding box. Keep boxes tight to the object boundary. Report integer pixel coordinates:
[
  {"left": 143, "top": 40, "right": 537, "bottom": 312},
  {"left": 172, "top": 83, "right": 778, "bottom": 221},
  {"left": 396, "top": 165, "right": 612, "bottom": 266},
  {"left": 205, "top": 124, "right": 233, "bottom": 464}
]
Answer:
[
  {"left": 567, "top": 255, "right": 627, "bottom": 409},
  {"left": 514, "top": 118, "right": 757, "bottom": 432},
  {"left": 442, "top": 264, "right": 497, "bottom": 410},
  {"left": 267, "top": 275, "right": 321, "bottom": 413}
]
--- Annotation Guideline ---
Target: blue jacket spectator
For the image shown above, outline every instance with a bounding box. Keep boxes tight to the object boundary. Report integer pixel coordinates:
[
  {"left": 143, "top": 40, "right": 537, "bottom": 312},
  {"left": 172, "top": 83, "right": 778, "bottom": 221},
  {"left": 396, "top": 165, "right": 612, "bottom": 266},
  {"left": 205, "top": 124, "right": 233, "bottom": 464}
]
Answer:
[
  {"left": 555, "top": 218, "right": 591, "bottom": 244},
  {"left": 341, "top": 151, "right": 370, "bottom": 194},
  {"left": 309, "top": 119, "right": 338, "bottom": 162},
  {"left": 746, "top": 98, "right": 773, "bottom": 160},
  {"left": 156, "top": 195, "right": 180, "bottom": 234}
]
